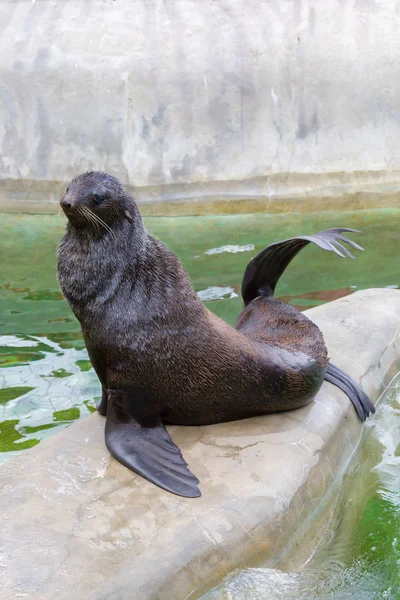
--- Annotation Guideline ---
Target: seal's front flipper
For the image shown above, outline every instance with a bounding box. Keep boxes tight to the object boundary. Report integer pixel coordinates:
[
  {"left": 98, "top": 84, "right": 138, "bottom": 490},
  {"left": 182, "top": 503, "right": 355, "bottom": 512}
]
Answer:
[
  {"left": 324, "top": 362, "right": 375, "bottom": 422},
  {"left": 96, "top": 386, "right": 108, "bottom": 416},
  {"left": 105, "top": 392, "right": 201, "bottom": 498},
  {"left": 241, "top": 228, "right": 363, "bottom": 306}
]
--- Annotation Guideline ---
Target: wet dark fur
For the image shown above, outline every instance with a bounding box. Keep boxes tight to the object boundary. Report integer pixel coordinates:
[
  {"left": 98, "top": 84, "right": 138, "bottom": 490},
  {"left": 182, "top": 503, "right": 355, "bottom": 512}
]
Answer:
[
  {"left": 57, "top": 172, "right": 326, "bottom": 427},
  {"left": 57, "top": 172, "right": 374, "bottom": 496}
]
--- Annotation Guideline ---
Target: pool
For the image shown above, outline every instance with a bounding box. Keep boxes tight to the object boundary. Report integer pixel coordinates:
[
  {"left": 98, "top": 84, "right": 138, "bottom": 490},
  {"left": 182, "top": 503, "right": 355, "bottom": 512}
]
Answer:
[{"left": 1, "top": 208, "right": 399, "bottom": 457}]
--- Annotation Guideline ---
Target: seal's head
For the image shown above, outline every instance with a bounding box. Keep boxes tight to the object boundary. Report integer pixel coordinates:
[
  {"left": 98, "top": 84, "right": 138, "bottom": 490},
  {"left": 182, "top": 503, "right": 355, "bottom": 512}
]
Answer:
[{"left": 60, "top": 171, "right": 136, "bottom": 231}]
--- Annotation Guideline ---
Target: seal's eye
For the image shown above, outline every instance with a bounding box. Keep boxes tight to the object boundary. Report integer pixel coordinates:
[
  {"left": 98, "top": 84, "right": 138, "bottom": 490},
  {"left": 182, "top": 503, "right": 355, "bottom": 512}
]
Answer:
[{"left": 92, "top": 194, "right": 105, "bottom": 204}]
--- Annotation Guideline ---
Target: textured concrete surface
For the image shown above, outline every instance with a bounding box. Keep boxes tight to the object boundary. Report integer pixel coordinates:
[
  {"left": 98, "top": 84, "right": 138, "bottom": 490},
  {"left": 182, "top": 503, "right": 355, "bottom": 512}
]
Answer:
[
  {"left": 2, "top": 1, "right": 400, "bottom": 213},
  {"left": 1, "top": 289, "right": 400, "bottom": 600}
]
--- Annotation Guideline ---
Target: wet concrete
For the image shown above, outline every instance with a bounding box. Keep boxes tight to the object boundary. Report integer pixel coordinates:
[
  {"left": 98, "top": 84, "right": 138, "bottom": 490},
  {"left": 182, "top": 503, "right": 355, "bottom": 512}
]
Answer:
[{"left": 1, "top": 289, "right": 400, "bottom": 599}]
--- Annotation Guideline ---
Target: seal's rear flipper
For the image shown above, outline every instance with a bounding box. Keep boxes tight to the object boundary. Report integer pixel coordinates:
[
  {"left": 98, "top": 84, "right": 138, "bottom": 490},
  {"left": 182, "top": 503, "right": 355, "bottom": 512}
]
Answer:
[
  {"left": 241, "top": 228, "right": 363, "bottom": 306},
  {"left": 324, "top": 362, "right": 375, "bottom": 422},
  {"left": 105, "top": 396, "right": 201, "bottom": 498}
]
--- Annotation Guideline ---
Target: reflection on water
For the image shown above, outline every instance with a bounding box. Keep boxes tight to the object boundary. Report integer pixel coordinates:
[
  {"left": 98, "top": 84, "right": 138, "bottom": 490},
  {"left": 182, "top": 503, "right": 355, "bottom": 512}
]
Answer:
[
  {"left": 204, "top": 244, "right": 255, "bottom": 255},
  {"left": 0, "top": 334, "right": 99, "bottom": 462},
  {"left": 277, "top": 286, "right": 356, "bottom": 311},
  {"left": 202, "top": 381, "right": 400, "bottom": 600},
  {"left": 197, "top": 286, "right": 238, "bottom": 301}
]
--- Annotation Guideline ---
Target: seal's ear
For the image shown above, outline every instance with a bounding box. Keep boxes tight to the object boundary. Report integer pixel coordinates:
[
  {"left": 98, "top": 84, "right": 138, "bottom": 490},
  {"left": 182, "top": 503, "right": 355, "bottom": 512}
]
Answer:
[{"left": 105, "top": 390, "right": 201, "bottom": 498}]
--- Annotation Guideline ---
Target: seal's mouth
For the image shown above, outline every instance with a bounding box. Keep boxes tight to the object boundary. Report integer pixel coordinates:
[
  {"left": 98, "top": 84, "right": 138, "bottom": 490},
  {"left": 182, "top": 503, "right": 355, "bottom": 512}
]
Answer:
[
  {"left": 64, "top": 213, "right": 86, "bottom": 227},
  {"left": 60, "top": 196, "right": 114, "bottom": 236},
  {"left": 60, "top": 196, "right": 87, "bottom": 227}
]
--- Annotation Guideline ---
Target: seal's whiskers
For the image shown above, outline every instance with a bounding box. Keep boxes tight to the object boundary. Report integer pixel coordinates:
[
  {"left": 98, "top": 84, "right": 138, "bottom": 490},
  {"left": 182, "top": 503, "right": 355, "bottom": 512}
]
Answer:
[
  {"left": 77, "top": 205, "right": 100, "bottom": 233},
  {"left": 81, "top": 205, "right": 115, "bottom": 238}
]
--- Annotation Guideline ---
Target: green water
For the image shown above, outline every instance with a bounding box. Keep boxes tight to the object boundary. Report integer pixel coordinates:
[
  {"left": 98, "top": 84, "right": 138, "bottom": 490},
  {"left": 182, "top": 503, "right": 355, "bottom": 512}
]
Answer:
[{"left": 1, "top": 208, "right": 399, "bottom": 598}]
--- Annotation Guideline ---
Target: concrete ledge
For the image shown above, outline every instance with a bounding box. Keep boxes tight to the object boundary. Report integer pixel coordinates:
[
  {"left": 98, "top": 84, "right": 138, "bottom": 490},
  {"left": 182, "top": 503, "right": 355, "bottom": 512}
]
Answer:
[
  {"left": 1, "top": 289, "right": 399, "bottom": 600},
  {"left": 1, "top": 171, "right": 400, "bottom": 216}
]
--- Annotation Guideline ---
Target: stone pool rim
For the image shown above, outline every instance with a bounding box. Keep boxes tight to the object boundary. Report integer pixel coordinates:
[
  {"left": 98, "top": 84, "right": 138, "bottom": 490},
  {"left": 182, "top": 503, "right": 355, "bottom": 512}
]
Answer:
[
  {"left": 2, "top": 171, "right": 400, "bottom": 217},
  {"left": 1, "top": 288, "right": 400, "bottom": 600}
]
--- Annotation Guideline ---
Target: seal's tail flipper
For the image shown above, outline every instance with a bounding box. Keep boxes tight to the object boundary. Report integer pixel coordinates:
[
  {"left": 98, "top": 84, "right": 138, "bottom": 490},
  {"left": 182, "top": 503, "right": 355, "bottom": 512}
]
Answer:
[
  {"left": 241, "top": 228, "right": 363, "bottom": 306},
  {"left": 324, "top": 362, "right": 375, "bottom": 422},
  {"left": 105, "top": 394, "right": 201, "bottom": 498}
]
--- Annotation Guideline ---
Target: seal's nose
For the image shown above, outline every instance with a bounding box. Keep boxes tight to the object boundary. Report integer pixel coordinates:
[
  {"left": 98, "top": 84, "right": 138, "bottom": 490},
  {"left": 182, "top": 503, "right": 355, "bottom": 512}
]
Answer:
[{"left": 60, "top": 196, "right": 72, "bottom": 211}]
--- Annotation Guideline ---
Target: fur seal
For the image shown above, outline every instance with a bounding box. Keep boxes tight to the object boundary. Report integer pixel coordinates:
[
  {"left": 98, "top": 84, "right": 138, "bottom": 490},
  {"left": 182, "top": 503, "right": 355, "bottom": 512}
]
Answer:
[{"left": 57, "top": 171, "right": 375, "bottom": 498}]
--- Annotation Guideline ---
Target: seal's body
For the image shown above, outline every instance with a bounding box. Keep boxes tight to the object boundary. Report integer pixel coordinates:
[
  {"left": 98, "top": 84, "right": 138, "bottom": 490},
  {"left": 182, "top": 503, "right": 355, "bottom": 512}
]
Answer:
[{"left": 58, "top": 172, "right": 374, "bottom": 497}]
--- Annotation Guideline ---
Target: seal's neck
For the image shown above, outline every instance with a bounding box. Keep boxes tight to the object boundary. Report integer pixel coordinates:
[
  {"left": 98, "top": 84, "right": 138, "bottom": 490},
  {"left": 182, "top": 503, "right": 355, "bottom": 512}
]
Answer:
[
  {"left": 58, "top": 214, "right": 148, "bottom": 311},
  {"left": 58, "top": 211, "right": 204, "bottom": 331}
]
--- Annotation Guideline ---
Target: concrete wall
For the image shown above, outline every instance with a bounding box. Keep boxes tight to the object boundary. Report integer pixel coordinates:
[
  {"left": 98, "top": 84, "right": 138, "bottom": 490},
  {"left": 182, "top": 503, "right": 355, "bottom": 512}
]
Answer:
[{"left": 1, "top": 0, "right": 400, "bottom": 213}]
